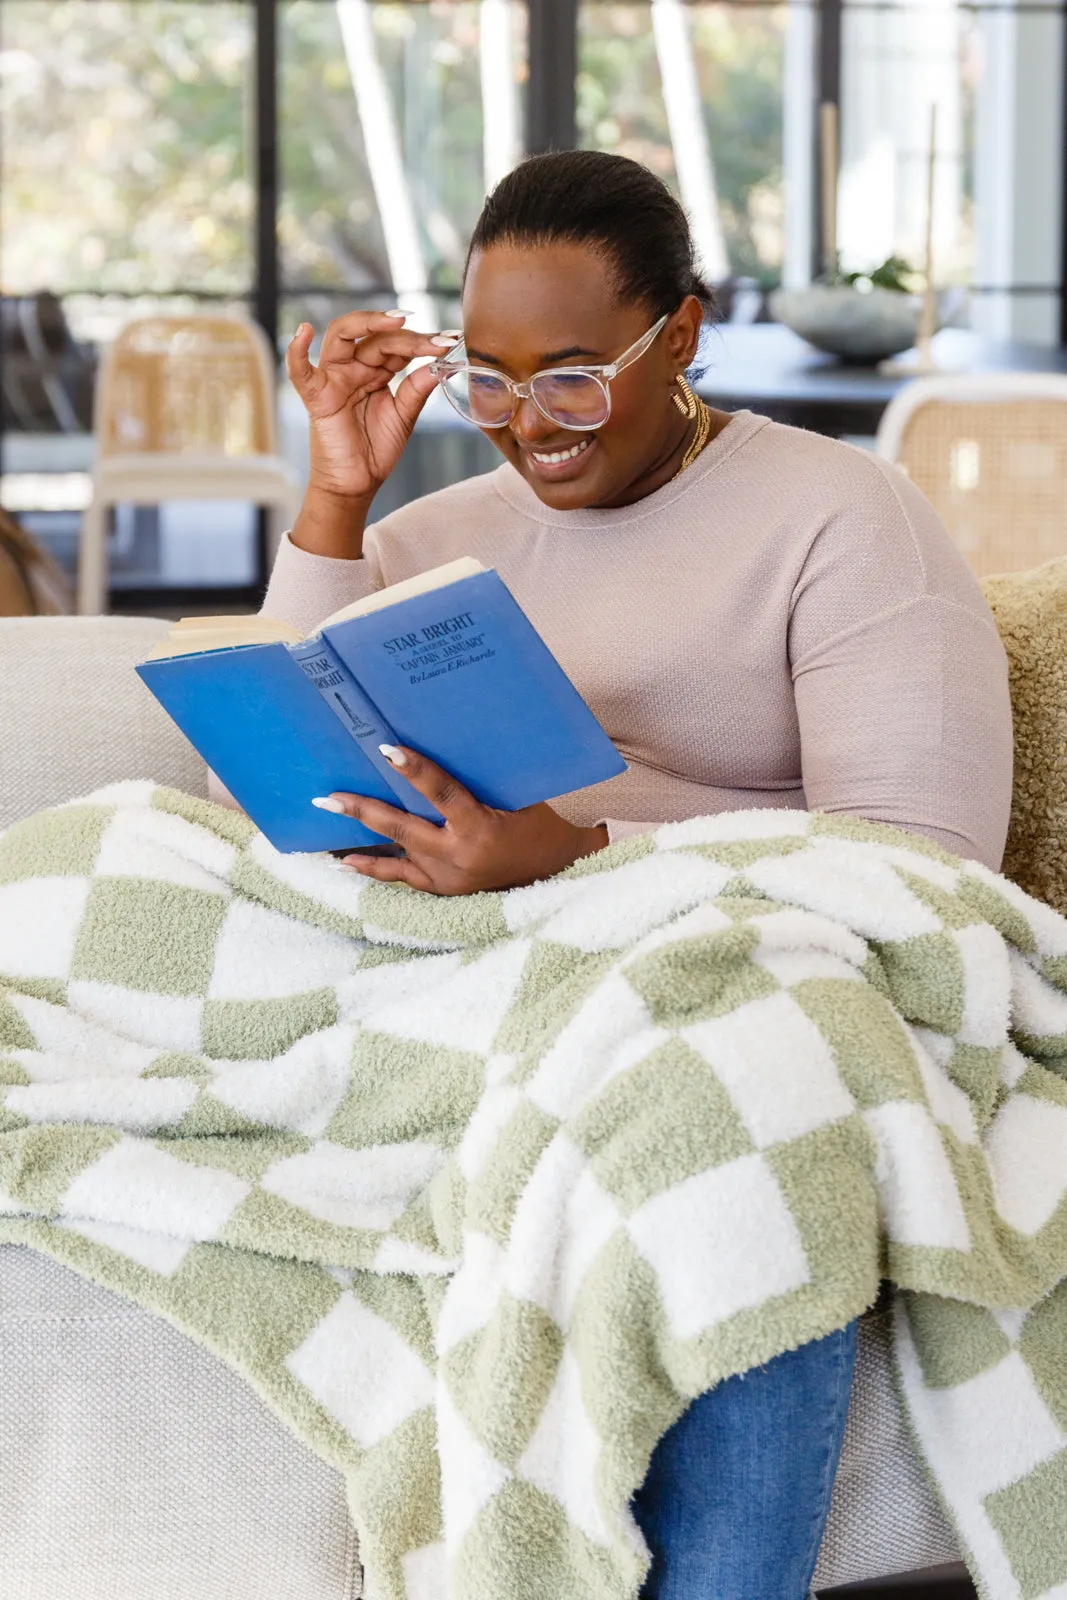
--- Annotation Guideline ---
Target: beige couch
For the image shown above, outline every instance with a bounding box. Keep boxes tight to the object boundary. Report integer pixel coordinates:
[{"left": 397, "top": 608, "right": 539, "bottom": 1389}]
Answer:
[{"left": 0, "top": 616, "right": 965, "bottom": 1597}]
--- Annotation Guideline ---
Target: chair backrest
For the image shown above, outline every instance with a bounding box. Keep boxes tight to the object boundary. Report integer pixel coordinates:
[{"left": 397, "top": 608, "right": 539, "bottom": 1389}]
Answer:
[
  {"left": 96, "top": 315, "right": 278, "bottom": 458},
  {"left": 876, "top": 373, "right": 1067, "bottom": 577}
]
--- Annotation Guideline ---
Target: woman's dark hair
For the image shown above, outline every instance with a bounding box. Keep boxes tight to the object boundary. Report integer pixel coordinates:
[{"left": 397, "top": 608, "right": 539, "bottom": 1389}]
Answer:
[{"left": 465, "top": 150, "right": 716, "bottom": 319}]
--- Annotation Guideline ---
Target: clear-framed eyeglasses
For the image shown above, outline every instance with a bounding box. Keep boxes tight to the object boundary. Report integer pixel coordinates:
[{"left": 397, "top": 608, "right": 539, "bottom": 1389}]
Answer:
[{"left": 429, "top": 312, "right": 670, "bottom": 431}]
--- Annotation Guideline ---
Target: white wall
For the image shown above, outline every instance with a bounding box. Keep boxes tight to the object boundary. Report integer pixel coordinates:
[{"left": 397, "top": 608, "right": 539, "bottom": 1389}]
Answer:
[{"left": 972, "top": 0, "right": 1065, "bottom": 343}]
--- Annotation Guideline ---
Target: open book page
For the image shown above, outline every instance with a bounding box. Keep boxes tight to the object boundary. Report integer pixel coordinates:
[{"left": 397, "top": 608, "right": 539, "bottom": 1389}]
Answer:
[
  {"left": 312, "top": 557, "right": 487, "bottom": 632},
  {"left": 142, "top": 616, "right": 303, "bottom": 661},
  {"left": 141, "top": 556, "right": 488, "bottom": 662}
]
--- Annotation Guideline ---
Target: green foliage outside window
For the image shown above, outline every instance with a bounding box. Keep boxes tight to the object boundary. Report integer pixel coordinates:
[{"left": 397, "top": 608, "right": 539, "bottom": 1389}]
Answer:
[
  {"left": 0, "top": 1, "right": 253, "bottom": 295},
  {"left": 0, "top": 0, "right": 784, "bottom": 310},
  {"left": 578, "top": 3, "right": 786, "bottom": 282}
]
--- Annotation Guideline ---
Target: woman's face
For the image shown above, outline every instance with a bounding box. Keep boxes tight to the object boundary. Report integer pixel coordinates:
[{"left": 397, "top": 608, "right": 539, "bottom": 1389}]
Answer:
[{"left": 459, "top": 241, "right": 704, "bottom": 511}]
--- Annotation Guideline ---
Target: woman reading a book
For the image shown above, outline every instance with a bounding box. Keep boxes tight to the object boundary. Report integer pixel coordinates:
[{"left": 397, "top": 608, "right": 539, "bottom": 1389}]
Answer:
[{"left": 266, "top": 151, "right": 1012, "bottom": 1598}]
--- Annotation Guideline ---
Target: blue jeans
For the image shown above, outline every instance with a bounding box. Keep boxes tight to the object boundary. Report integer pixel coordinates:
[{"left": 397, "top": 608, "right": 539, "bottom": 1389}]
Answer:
[{"left": 633, "top": 1320, "right": 858, "bottom": 1600}]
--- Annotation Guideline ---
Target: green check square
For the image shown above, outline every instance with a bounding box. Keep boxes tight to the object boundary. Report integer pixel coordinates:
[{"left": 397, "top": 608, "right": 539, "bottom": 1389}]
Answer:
[
  {"left": 569, "top": 1039, "right": 754, "bottom": 1214},
  {"left": 1019, "top": 1283, "right": 1067, "bottom": 1430},
  {"left": 453, "top": 1478, "right": 625, "bottom": 1600},
  {"left": 624, "top": 923, "right": 772, "bottom": 1028},
  {"left": 902, "top": 1292, "right": 1012, "bottom": 1389},
  {"left": 201, "top": 990, "right": 338, "bottom": 1060},
  {"left": 984, "top": 1446, "right": 1067, "bottom": 1599},
  {"left": 877, "top": 932, "right": 965, "bottom": 1035},
  {"left": 70, "top": 877, "right": 228, "bottom": 995},
  {"left": 0, "top": 996, "right": 36, "bottom": 1052},
  {"left": 791, "top": 978, "right": 924, "bottom": 1111},
  {"left": 443, "top": 1291, "right": 563, "bottom": 1468},
  {"left": 0, "top": 803, "right": 112, "bottom": 885}
]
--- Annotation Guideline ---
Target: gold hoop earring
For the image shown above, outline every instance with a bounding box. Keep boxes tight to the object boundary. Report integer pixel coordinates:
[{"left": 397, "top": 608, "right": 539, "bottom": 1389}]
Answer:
[{"left": 672, "top": 374, "right": 698, "bottom": 420}]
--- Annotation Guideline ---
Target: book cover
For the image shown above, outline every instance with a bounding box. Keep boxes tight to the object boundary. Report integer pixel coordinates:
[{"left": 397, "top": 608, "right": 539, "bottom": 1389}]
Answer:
[
  {"left": 321, "top": 570, "right": 625, "bottom": 810},
  {"left": 136, "top": 563, "right": 626, "bottom": 854},
  {"left": 136, "top": 644, "right": 400, "bottom": 853}
]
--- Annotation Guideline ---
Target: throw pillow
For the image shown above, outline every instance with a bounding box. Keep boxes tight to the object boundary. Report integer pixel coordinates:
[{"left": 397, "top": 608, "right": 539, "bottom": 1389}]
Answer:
[{"left": 983, "top": 556, "right": 1067, "bottom": 914}]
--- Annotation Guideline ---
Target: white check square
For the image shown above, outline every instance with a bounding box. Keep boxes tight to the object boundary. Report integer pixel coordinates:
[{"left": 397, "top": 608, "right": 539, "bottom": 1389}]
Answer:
[
  {"left": 628, "top": 1153, "right": 809, "bottom": 1338},
  {"left": 0, "top": 876, "right": 90, "bottom": 980},
  {"left": 683, "top": 991, "right": 854, "bottom": 1149},
  {"left": 286, "top": 1291, "right": 434, "bottom": 1449}
]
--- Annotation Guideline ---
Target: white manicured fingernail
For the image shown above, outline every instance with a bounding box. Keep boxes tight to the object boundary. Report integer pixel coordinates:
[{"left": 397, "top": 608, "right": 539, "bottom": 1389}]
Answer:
[
  {"left": 379, "top": 744, "right": 407, "bottom": 767},
  {"left": 311, "top": 796, "right": 346, "bottom": 813},
  {"left": 383, "top": 309, "right": 408, "bottom": 318},
  {"left": 430, "top": 334, "right": 459, "bottom": 348}
]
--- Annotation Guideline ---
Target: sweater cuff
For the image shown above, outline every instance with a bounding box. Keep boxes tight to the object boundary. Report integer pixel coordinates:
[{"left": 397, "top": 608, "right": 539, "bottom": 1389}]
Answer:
[
  {"left": 261, "top": 532, "right": 380, "bottom": 635},
  {"left": 600, "top": 818, "right": 660, "bottom": 845}
]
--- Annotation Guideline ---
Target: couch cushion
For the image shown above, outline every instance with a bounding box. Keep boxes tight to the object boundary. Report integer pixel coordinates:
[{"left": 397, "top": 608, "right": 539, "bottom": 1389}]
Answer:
[
  {"left": 0, "top": 1245, "right": 359, "bottom": 1600},
  {"left": 0, "top": 617, "right": 208, "bottom": 831},
  {"left": 812, "top": 1308, "right": 959, "bottom": 1590},
  {"left": 984, "top": 556, "right": 1067, "bottom": 914},
  {"left": 0, "top": 1238, "right": 958, "bottom": 1597}
]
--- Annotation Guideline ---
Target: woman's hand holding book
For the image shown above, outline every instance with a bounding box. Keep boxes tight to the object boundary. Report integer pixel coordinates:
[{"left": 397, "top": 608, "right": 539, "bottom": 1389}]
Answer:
[{"left": 316, "top": 743, "right": 609, "bottom": 895}]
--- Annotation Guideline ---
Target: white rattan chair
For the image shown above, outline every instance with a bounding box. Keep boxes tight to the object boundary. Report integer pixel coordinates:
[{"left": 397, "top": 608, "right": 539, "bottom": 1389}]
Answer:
[
  {"left": 78, "top": 315, "right": 299, "bottom": 614},
  {"left": 875, "top": 371, "right": 1067, "bottom": 577}
]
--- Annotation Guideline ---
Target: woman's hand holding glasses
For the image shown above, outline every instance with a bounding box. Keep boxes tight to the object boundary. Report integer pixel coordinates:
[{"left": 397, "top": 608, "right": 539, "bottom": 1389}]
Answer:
[{"left": 285, "top": 311, "right": 457, "bottom": 556}]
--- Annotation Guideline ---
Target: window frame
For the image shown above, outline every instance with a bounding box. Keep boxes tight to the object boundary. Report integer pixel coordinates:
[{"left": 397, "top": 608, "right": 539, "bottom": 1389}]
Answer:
[{"left": 0, "top": 0, "right": 1064, "bottom": 608}]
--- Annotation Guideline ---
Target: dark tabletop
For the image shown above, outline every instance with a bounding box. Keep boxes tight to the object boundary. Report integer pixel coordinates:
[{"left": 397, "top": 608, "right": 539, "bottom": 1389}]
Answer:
[{"left": 694, "top": 323, "right": 1067, "bottom": 437}]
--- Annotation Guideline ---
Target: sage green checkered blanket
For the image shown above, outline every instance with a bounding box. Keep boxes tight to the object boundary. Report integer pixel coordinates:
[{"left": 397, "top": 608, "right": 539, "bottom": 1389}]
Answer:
[{"left": 2, "top": 783, "right": 1067, "bottom": 1600}]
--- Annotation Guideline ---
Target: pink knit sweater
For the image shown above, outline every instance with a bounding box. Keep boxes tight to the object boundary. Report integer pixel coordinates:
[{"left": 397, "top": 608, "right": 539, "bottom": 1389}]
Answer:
[{"left": 262, "top": 409, "right": 1013, "bottom": 869}]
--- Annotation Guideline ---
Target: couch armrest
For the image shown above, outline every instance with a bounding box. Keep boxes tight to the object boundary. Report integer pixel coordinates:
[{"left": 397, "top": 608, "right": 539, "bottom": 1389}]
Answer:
[{"left": 0, "top": 617, "right": 209, "bottom": 831}]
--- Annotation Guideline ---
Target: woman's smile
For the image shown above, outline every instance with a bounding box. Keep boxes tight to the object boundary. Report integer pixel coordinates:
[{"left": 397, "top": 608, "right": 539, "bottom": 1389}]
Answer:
[{"left": 521, "top": 434, "right": 596, "bottom": 481}]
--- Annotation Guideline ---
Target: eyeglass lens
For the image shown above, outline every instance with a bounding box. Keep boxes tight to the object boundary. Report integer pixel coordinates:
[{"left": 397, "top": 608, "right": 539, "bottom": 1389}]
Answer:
[{"left": 441, "top": 367, "right": 611, "bottom": 429}]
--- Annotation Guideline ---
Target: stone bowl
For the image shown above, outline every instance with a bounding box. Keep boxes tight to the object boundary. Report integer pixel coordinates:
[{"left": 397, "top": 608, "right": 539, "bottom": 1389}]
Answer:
[{"left": 768, "top": 284, "right": 929, "bottom": 364}]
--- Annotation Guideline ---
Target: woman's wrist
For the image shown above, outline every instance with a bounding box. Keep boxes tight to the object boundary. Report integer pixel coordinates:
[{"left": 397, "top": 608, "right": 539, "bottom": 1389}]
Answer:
[
  {"left": 574, "top": 823, "right": 610, "bottom": 861},
  {"left": 290, "top": 482, "right": 375, "bottom": 560}
]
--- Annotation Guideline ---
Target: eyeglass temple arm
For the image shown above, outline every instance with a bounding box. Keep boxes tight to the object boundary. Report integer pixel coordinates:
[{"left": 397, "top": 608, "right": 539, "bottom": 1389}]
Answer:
[{"left": 602, "top": 312, "right": 671, "bottom": 379}]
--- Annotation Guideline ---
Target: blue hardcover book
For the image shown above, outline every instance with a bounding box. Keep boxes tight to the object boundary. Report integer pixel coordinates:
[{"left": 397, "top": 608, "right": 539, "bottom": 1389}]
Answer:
[{"left": 136, "top": 557, "right": 626, "bottom": 854}]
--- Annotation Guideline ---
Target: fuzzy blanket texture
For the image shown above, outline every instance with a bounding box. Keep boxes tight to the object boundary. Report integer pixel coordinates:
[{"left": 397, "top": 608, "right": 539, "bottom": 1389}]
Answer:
[{"left": 2, "top": 783, "right": 1067, "bottom": 1600}]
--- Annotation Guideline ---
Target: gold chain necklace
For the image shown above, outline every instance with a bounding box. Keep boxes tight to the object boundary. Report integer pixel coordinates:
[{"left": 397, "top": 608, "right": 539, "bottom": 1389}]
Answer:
[{"left": 669, "top": 374, "right": 712, "bottom": 481}]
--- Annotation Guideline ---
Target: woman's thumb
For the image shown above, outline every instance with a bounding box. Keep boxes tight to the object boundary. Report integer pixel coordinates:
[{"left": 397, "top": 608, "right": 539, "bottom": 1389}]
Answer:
[
  {"left": 393, "top": 360, "right": 440, "bottom": 431},
  {"left": 284, "top": 323, "right": 323, "bottom": 400}
]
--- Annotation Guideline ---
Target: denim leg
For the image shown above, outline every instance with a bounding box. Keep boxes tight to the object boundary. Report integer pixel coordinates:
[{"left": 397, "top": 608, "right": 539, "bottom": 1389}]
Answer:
[{"left": 632, "top": 1320, "right": 858, "bottom": 1600}]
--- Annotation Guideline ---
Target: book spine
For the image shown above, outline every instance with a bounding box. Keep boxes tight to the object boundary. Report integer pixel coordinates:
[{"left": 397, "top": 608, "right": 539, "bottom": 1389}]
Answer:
[{"left": 288, "top": 637, "right": 440, "bottom": 821}]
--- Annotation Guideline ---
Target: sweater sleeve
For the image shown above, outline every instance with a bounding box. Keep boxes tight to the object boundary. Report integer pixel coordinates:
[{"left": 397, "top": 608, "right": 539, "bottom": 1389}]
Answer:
[
  {"left": 602, "top": 819, "right": 657, "bottom": 845},
  {"left": 787, "top": 469, "right": 1013, "bottom": 871},
  {"left": 261, "top": 531, "right": 383, "bottom": 633}
]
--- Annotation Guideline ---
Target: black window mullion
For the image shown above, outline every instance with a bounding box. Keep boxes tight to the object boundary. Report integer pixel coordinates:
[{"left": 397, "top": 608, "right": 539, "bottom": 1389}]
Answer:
[
  {"left": 812, "top": 0, "right": 842, "bottom": 282},
  {"left": 526, "top": 0, "right": 578, "bottom": 154},
  {"left": 252, "top": 0, "right": 279, "bottom": 595},
  {"left": 253, "top": 0, "right": 279, "bottom": 353}
]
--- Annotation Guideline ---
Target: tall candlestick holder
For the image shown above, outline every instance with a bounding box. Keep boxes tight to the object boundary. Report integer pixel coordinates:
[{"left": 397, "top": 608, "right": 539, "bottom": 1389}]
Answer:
[{"left": 879, "top": 103, "right": 945, "bottom": 376}]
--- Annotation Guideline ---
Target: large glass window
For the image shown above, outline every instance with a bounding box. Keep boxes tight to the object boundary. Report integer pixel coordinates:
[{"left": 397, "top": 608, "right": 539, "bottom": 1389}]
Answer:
[
  {"left": 839, "top": 0, "right": 1065, "bottom": 343},
  {"left": 0, "top": 0, "right": 257, "bottom": 598},
  {"left": 278, "top": 0, "right": 526, "bottom": 523},
  {"left": 578, "top": 1, "right": 789, "bottom": 288},
  {"left": 1, "top": 0, "right": 1062, "bottom": 608},
  {"left": 0, "top": 1, "right": 254, "bottom": 300},
  {"left": 281, "top": 0, "right": 526, "bottom": 313},
  {"left": 839, "top": 0, "right": 977, "bottom": 287}
]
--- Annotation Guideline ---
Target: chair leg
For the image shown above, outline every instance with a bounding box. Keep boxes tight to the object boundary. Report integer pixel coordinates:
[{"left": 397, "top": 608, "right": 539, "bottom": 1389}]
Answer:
[{"left": 77, "top": 499, "right": 109, "bottom": 615}]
